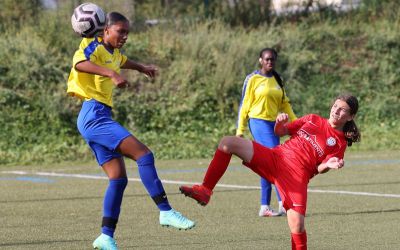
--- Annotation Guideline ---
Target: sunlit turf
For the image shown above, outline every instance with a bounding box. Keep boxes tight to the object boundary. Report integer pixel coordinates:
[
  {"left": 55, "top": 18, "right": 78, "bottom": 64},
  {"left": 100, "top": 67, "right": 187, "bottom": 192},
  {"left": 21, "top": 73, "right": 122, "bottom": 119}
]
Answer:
[{"left": 0, "top": 151, "right": 399, "bottom": 249}]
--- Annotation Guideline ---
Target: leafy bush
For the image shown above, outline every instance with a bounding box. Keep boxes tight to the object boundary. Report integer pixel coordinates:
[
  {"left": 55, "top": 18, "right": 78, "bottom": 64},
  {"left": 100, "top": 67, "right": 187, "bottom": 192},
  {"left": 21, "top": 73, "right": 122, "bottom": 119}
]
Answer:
[{"left": 0, "top": 1, "right": 399, "bottom": 165}]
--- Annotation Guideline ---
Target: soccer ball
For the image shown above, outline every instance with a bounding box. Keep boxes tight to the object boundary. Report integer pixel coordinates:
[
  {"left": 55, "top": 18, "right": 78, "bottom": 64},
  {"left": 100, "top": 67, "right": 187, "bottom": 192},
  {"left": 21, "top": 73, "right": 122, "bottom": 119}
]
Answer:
[{"left": 71, "top": 2, "right": 106, "bottom": 38}]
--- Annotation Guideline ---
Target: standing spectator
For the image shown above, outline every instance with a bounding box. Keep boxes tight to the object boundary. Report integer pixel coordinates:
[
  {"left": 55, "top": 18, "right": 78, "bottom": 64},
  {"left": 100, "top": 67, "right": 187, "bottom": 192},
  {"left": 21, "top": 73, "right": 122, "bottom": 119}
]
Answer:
[{"left": 236, "top": 48, "right": 297, "bottom": 217}]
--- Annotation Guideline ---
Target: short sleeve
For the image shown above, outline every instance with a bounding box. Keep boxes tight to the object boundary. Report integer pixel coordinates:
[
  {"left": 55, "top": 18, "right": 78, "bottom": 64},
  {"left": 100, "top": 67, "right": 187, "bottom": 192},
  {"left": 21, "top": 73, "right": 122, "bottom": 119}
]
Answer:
[
  {"left": 72, "top": 38, "right": 98, "bottom": 68},
  {"left": 120, "top": 54, "right": 128, "bottom": 67}
]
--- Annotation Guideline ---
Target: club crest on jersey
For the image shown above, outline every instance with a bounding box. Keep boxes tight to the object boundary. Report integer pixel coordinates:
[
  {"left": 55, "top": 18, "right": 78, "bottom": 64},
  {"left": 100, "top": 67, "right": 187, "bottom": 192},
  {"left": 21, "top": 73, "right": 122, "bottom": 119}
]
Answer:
[{"left": 326, "top": 137, "right": 336, "bottom": 146}]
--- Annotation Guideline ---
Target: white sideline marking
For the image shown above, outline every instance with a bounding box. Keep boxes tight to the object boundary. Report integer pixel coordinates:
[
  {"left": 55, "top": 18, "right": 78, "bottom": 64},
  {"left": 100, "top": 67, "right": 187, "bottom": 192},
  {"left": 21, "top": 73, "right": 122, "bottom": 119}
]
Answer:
[{"left": 2, "top": 170, "right": 400, "bottom": 198}]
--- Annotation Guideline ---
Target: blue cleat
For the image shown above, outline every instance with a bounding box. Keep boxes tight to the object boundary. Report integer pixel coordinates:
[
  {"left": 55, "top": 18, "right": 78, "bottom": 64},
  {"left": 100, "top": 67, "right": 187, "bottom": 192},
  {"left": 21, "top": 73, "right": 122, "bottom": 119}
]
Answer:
[
  {"left": 93, "top": 233, "right": 118, "bottom": 250},
  {"left": 159, "top": 209, "right": 196, "bottom": 230}
]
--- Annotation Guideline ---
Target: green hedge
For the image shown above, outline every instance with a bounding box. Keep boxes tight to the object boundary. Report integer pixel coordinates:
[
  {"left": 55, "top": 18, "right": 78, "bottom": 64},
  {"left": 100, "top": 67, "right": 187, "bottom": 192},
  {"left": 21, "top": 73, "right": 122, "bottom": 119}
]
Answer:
[{"left": 0, "top": 1, "right": 399, "bottom": 165}]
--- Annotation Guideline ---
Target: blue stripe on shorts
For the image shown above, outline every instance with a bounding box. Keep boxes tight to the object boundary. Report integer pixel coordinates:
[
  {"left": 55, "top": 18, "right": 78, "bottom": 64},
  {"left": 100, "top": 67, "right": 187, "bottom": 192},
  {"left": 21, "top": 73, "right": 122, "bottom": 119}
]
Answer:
[{"left": 77, "top": 99, "right": 131, "bottom": 166}]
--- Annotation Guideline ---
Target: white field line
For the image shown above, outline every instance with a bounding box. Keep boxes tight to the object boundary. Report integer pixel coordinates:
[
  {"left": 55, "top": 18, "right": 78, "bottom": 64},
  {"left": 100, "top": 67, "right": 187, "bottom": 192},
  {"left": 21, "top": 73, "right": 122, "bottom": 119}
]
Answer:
[{"left": 2, "top": 170, "right": 400, "bottom": 198}]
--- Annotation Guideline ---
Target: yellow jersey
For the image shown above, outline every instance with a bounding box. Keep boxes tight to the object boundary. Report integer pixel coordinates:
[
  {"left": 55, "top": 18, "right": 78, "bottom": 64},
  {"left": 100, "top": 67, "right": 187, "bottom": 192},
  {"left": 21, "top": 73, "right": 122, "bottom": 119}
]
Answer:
[
  {"left": 67, "top": 36, "right": 127, "bottom": 107},
  {"left": 236, "top": 70, "right": 297, "bottom": 135}
]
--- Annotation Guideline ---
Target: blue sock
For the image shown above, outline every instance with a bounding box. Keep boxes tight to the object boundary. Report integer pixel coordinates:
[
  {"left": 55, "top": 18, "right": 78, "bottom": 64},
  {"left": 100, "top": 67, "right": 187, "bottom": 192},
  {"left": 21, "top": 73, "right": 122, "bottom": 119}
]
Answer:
[
  {"left": 137, "top": 152, "right": 172, "bottom": 211},
  {"left": 102, "top": 178, "right": 128, "bottom": 238}
]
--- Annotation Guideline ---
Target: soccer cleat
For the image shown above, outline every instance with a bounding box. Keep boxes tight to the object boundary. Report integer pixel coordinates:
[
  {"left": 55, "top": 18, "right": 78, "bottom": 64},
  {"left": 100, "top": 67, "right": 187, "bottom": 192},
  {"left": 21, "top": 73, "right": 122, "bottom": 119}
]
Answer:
[
  {"left": 93, "top": 233, "right": 118, "bottom": 250},
  {"left": 159, "top": 209, "right": 196, "bottom": 230},
  {"left": 179, "top": 185, "right": 212, "bottom": 206},
  {"left": 259, "top": 206, "right": 281, "bottom": 217}
]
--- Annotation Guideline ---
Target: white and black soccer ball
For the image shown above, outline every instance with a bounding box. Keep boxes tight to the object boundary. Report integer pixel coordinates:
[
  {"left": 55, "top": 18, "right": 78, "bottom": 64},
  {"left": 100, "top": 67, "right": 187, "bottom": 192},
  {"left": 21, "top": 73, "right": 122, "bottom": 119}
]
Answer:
[{"left": 71, "top": 3, "right": 106, "bottom": 38}]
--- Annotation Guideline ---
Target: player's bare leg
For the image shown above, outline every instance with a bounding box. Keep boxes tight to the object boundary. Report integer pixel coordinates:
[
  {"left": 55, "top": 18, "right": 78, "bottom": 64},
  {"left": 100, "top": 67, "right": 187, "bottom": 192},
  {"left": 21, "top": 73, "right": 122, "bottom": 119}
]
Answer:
[{"left": 287, "top": 209, "right": 307, "bottom": 250}]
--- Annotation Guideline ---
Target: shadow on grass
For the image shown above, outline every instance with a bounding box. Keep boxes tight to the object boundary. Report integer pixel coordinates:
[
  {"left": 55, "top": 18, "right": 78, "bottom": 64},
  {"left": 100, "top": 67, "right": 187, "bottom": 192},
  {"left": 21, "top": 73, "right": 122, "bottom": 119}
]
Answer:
[
  {"left": 124, "top": 235, "right": 279, "bottom": 248},
  {"left": 309, "top": 208, "right": 400, "bottom": 216},
  {"left": 0, "top": 193, "right": 151, "bottom": 204},
  {"left": 310, "top": 180, "right": 400, "bottom": 188},
  {"left": 0, "top": 189, "right": 259, "bottom": 204},
  {"left": 0, "top": 239, "right": 89, "bottom": 247}
]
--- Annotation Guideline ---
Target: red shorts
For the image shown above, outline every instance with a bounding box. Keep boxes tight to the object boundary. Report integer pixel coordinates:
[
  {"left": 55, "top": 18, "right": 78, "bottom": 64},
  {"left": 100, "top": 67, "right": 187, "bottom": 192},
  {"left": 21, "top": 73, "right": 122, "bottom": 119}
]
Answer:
[{"left": 243, "top": 141, "right": 309, "bottom": 215}]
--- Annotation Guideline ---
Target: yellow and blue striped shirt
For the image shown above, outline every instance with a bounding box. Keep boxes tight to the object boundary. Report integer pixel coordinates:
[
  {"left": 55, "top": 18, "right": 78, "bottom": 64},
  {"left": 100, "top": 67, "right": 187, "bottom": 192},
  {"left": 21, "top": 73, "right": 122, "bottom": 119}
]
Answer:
[
  {"left": 67, "top": 36, "right": 128, "bottom": 107},
  {"left": 236, "top": 70, "right": 297, "bottom": 135}
]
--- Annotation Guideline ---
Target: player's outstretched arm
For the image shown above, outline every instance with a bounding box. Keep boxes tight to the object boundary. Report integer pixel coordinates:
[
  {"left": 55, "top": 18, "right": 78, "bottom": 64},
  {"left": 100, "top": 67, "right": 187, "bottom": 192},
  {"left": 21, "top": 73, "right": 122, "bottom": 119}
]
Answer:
[{"left": 122, "top": 59, "right": 158, "bottom": 79}]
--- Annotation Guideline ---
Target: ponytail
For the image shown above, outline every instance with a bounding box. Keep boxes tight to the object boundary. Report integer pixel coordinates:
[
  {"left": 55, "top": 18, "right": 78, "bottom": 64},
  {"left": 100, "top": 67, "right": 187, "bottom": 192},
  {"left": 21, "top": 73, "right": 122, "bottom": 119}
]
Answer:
[
  {"left": 343, "top": 120, "right": 360, "bottom": 147},
  {"left": 335, "top": 94, "right": 361, "bottom": 147},
  {"left": 272, "top": 70, "right": 285, "bottom": 103}
]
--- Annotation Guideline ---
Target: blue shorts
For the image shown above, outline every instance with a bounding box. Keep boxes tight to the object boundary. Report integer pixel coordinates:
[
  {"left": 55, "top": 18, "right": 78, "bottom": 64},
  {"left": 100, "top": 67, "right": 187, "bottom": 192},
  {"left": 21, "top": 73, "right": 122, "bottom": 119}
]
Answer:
[{"left": 77, "top": 99, "right": 131, "bottom": 166}]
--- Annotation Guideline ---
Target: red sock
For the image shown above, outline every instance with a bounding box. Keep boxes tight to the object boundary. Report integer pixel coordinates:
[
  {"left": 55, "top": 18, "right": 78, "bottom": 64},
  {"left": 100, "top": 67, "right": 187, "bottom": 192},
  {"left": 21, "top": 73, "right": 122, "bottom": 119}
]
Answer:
[
  {"left": 202, "top": 149, "right": 232, "bottom": 190},
  {"left": 291, "top": 231, "right": 307, "bottom": 250}
]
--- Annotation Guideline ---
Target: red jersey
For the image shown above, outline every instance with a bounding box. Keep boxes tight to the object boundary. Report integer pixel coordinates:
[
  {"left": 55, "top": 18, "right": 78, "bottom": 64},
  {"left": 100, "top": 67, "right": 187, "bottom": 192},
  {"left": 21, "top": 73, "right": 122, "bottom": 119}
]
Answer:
[
  {"left": 276, "top": 114, "right": 347, "bottom": 179},
  {"left": 244, "top": 114, "right": 348, "bottom": 215}
]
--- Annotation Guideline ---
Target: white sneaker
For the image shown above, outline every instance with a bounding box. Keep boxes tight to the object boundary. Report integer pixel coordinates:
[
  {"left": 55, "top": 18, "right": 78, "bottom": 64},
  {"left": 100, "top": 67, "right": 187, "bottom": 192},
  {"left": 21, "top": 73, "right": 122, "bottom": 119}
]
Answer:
[
  {"left": 258, "top": 206, "right": 280, "bottom": 217},
  {"left": 278, "top": 206, "right": 286, "bottom": 216}
]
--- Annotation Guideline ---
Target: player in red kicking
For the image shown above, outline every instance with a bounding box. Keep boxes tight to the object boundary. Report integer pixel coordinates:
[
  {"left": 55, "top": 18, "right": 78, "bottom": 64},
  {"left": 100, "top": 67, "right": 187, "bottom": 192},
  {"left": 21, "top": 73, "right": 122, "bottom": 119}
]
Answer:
[{"left": 180, "top": 94, "right": 361, "bottom": 250}]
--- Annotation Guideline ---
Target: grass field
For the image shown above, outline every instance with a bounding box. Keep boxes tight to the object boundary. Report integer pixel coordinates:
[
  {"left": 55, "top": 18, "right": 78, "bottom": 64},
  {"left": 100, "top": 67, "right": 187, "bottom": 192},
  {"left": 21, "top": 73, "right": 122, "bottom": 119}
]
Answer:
[{"left": 1, "top": 150, "right": 399, "bottom": 249}]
